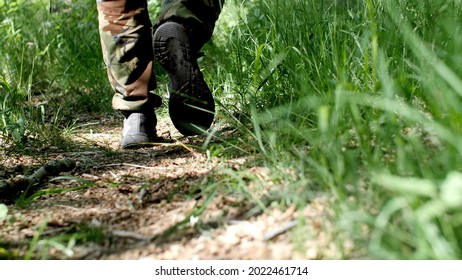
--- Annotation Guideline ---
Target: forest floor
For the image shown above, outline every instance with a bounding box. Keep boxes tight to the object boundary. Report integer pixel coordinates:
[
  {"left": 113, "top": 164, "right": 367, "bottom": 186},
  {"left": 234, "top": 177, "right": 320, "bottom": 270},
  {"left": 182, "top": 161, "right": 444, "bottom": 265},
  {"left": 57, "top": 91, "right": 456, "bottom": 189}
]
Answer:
[{"left": 0, "top": 114, "right": 341, "bottom": 260}]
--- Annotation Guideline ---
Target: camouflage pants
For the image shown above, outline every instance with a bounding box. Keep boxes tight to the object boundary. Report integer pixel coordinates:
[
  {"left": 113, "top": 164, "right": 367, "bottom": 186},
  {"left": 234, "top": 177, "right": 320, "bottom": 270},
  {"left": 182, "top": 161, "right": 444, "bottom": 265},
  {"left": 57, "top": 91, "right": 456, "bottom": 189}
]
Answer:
[{"left": 96, "top": 0, "right": 224, "bottom": 111}]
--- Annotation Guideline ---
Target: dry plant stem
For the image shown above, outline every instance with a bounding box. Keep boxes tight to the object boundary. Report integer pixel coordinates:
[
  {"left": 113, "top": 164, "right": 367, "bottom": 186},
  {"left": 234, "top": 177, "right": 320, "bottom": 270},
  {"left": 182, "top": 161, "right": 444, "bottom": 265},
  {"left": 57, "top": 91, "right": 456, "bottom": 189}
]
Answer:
[
  {"left": 264, "top": 220, "right": 298, "bottom": 241},
  {"left": 102, "top": 163, "right": 156, "bottom": 169},
  {"left": 0, "top": 159, "right": 76, "bottom": 204}
]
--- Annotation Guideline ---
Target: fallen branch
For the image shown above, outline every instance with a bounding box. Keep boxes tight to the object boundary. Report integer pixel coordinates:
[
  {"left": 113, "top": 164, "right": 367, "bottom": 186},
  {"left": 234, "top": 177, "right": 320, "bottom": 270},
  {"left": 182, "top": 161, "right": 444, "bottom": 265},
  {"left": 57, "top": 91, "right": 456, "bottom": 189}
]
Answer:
[
  {"left": 264, "top": 220, "right": 298, "bottom": 241},
  {"left": 102, "top": 163, "right": 156, "bottom": 169},
  {"left": 111, "top": 230, "right": 151, "bottom": 241},
  {"left": 0, "top": 159, "right": 76, "bottom": 204}
]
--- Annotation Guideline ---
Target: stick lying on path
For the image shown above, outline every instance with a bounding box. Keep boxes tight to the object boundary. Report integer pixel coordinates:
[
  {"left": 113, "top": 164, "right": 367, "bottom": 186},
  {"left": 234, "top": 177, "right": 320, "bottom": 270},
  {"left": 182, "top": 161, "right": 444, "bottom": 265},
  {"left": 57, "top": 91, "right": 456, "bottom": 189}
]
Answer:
[{"left": 0, "top": 159, "right": 76, "bottom": 204}]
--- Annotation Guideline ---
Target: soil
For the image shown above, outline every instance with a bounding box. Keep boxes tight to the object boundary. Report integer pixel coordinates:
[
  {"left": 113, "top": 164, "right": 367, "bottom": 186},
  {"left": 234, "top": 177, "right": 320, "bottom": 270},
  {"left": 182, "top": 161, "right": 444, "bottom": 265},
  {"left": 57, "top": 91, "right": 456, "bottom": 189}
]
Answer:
[{"left": 0, "top": 115, "right": 339, "bottom": 260}]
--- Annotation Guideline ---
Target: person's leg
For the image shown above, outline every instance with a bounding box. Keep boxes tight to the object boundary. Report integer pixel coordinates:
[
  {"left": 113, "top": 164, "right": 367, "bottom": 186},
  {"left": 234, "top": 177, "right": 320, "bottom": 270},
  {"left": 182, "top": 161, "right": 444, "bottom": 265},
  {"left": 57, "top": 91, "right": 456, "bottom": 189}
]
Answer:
[
  {"left": 153, "top": 0, "right": 225, "bottom": 135},
  {"left": 96, "top": 0, "right": 160, "bottom": 149},
  {"left": 155, "top": 0, "right": 224, "bottom": 52}
]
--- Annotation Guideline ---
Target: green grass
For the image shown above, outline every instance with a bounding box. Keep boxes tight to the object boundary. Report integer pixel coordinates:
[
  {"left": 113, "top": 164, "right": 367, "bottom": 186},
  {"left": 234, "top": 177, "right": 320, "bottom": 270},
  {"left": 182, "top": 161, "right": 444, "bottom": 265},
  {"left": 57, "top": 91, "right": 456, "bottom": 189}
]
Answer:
[
  {"left": 0, "top": 0, "right": 111, "bottom": 148},
  {"left": 207, "top": 0, "right": 462, "bottom": 259},
  {"left": 1, "top": 0, "right": 462, "bottom": 259}
]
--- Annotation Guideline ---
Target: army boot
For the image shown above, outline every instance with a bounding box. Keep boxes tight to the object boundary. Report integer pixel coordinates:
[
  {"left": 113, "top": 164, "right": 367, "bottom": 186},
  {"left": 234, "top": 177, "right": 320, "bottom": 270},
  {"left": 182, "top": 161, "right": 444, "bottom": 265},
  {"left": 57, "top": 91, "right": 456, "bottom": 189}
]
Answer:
[{"left": 153, "top": 21, "right": 215, "bottom": 136}]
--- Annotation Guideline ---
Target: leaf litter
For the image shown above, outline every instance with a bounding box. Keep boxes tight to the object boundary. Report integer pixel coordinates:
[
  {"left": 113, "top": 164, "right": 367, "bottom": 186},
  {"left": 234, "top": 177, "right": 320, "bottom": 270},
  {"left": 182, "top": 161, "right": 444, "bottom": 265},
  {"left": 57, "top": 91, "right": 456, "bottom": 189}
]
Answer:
[{"left": 0, "top": 115, "right": 341, "bottom": 259}]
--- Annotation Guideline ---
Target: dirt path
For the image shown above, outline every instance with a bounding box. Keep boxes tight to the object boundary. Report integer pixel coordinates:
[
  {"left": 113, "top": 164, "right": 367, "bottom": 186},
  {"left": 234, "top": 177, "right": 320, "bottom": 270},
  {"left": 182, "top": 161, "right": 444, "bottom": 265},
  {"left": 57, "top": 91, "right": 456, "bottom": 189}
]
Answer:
[{"left": 0, "top": 116, "right": 335, "bottom": 260}]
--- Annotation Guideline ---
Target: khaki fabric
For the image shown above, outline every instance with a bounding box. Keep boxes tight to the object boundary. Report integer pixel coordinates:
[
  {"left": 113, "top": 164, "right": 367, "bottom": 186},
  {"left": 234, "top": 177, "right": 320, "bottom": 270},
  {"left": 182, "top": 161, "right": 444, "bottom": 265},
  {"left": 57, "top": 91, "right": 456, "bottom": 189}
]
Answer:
[{"left": 96, "top": 0, "right": 224, "bottom": 111}]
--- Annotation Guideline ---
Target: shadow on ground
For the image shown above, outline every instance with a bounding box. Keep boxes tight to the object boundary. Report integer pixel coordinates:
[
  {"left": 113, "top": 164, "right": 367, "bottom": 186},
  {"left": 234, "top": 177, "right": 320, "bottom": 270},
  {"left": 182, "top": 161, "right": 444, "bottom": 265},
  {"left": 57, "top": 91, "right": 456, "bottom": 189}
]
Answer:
[{"left": 0, "top": 114, "right": 269, "bottom": 259}]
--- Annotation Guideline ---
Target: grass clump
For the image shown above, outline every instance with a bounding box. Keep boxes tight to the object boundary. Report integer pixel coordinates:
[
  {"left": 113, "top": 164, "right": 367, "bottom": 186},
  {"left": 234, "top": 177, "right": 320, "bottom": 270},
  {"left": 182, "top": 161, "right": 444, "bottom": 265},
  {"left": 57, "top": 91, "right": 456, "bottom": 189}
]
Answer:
[
  {"left": 0, "top": 0, "right": 110, "bottom": 149},
  {"left": 206, "top": 0, "right": 462, "bottom": 259}
]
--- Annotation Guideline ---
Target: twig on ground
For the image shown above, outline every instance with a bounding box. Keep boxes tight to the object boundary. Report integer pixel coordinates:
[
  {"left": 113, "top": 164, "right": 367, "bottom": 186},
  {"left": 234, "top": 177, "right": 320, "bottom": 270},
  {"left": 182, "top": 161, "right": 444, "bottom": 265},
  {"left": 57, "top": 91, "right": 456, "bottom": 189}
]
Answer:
[
  {"left": 145, "top": 140, "right": 198, "bottom": 154},
  {"left": 111, "top": 230, "right": 151, "bottom": 241},
  {"left": 102, "top": 163, "right": 156, "bottom": 169},
  {"left": 264, "top": 220, "right": 298, "bottom": 241},
  {"left": 174, "top": 141, "right": 196, "bottom": 154},
  {"left": 0, "top": 159, "right": 76, "bottom": 204},
  {"left": 55, "top": 151, "right": 102, "bottom": 156}
]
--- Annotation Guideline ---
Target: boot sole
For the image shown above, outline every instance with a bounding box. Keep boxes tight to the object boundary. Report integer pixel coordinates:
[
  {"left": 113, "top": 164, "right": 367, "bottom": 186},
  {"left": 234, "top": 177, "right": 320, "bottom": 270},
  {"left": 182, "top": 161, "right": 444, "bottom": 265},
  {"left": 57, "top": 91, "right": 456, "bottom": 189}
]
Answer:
[
  {"left": 120, "top": 134, "right": 152, "bottom": 149},
  {"left": 153, "top": 22, "right": 215, "bottom": 136}
]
